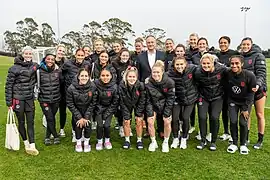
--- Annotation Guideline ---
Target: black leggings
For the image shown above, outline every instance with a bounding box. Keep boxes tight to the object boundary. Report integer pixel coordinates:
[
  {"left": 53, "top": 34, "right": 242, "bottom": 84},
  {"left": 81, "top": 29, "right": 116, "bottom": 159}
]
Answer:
[
  {"left": 40, "top": 102, "right": 59, "bottom": 139},
  {"left": 228, "top": 103, "right": 251, "bottom": 146},
  {"left": 13, "top": 99, "right": 35, "bottom": 143},
  {"left": 172, "top": 104, "right": 195, "bottom": 138},
  {"left": 73, "top": 117, "right": 91, "bottom": 140},
  {"left": 198, "top": 98, "right": 223, "bottom": 143},
  {"left": 96, "top": 114, "right": 113, "bottom": 139},
  {"left": 222, "top": 95, "right": 229, "bottom": 134},
  {"left": 190, "top": 106, "right": 196, "bottom": 127},
  {"left": 59, "top": 96, "right": 67, "bottom": 129}
]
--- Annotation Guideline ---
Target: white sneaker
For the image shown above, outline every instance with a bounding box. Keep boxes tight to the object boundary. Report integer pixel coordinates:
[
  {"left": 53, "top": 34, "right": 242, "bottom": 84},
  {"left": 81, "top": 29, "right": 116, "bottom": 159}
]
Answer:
[
  {"left": 196, "top": 133, "right": 202, "bottom": 141},
  {"left": 206, "top": 133, "right": 212, "bottom": 142},
  {"left": 228, "top": 136, "right": 233, "bottom": 143},
  {"left": 162, "top": 142, "right": 169, "bottom": 153},
  {"left": 170, "top": 138, "right": 179, "bottom": 149},
  {"left": 227, "top": 144, "right": 238, "bottom": 154},
  {"left": 26, "top": 143, "right": 39, "bottom": 156},
  {"left": 75, "top": 145, "right": 83, "bottom": 152},
  {"left": 240, "top": 145, "right": 249, "bottom": 155},
  {"left": 84, "top": 145, "right": 91, "bottom": 152},
  {"left": 180, "top": 138, "right": 187, "bottom": 149},
  {"left": 42, "top": 115, "right": 47, "bottom": 128},
  {"left": 220, "top": 134, "right": 230, "bottom": 141},
  {"left": 119, "top": 126, "right": 124, "bottom": 137},
  {"left": 24, "top": 140, "right": 30, "bottom": 150},
  {"left": 148, "top": 141, "right": 158, "bottom": 152},
  {"left": 92, "top": 121, "right": 97, "bottom": 130},
  {"left": 189, "top": 127, "right": 195, "bottom": 134},
  {"left": 59, "top": 129, "right": 66, "bottom": 137}
]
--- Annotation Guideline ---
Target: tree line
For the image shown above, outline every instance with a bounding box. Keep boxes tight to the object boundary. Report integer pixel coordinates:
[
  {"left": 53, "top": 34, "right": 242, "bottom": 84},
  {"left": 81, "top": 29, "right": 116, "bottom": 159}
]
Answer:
[{"left": 3, "top": 17, "right": 166, "bottom": 55}]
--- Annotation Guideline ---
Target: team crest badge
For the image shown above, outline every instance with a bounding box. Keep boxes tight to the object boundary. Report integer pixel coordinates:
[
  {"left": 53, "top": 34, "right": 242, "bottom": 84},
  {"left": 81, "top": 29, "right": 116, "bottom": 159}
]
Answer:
[{"left": 107, "top": 91, "right": 111, "bottom": 97}]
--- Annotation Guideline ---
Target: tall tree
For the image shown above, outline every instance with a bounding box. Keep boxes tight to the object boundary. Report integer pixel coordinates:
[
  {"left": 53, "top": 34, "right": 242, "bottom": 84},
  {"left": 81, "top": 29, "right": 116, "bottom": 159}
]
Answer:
[
  {"left": 142, "top": 27, "right": 166, "bottom": 50},
  {"left": 4, "top": 31, "right": 24, "bottom": 53},
  {"left": 41, "top": 23, "right": 57, "bottom": 47}
]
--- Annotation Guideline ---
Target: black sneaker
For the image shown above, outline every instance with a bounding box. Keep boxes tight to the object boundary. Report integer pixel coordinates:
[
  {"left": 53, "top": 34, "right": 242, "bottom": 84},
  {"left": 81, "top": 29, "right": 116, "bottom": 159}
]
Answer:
[
  {"left": 209, "top": 143, "right": 217, "bottom": 151},
  {"left": 196, "top": 141, "right": 206, "bottom": 150},
  {"left": 123, "top": 141, "right": 130, "bottom": 149},
  {"left": 44, "top": 138, "right": 52, "bottom": 146},
  {"left": 54, "top": 137, "right": 60, "bottom": 145},
  {"left": 253, "top": 141, "right": 263, "bottom": 150},
  {"left": 137, "top": 141, "right": 144, "bottom": 150}
]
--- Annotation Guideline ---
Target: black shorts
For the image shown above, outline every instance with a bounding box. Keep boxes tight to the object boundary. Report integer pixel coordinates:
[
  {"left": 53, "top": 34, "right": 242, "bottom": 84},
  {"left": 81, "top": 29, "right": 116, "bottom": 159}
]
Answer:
[{"left": 254, "top": 88, "right": 267, "bottom": 101}]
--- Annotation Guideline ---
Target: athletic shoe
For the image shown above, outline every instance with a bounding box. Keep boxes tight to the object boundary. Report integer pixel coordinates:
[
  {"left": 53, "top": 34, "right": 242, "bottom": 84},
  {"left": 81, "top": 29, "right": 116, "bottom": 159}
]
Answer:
[
  {"left": 96, "top": 142, "right": 103, "bottom": 151},
  {"left": 44, "top": 138, "right": 52, "bottom": 146},
  {"left": 59, "top": 129, "right": 66, "bottom": 137},
  {"left": 148, "top": 141, "right": 158, "bottom": 152},
  {"left": 228, "top": 136, "right": 233, "bottom": 143},
  {"left": 206, "top": 133, "right": 212, "bottom": 142},
  {"left": 220, "top": 134, "right": 231, "bottom": 141},
  {"left": 162, "top": 142, "right": 169, "bottom": 153},
  {"left": 136, "top": 141, "right": 144, "bottom": 150},
  {"left": 240, "top": 145, "right": 249, "bottom": 155},
  {"left": 84, "top": 145, "right": 91, "bottom": 152},
  {"left": 119, "top": 126, "right": 124, "bottom": 137},
  {"left": 227, "top": 144, "right": 238, "bottom": 154},
  {"left": 196, "top": 133, "right": 202, "bottom": 141},
  {"left": 54, "top": 138, "right": 60, "bottom": 145},
  {"left": 209, "top": 143, "right": 217, "bottom": 151},
  {"left": 104, "top": 141, "right": 112, "bottom": 150},
  {"left": 170, "top": 138, "right": 179, "bottom": 149},
  {"left": 123, "top": 141, "right": 131, "bottom": 149},
  {"left": 188, "top": 127, "right": 195, "bottom": 134},
  {"left": 196, "top": 141, "right": 207, "bottom": 150},
  {"left": 75, "top": 145, "right": 83, "bottom": 152},
  {"left": 26, "top": 143, "right": 39, "bottom": 156},
  {"left": 180, "top": 138, "right": 187, "bottom": 149},
  {"left": 253, "top": 142, "right": 263, "bottom": 150},
  {"left": 92, "top": 121, "right": 97, "bottom": 130}
]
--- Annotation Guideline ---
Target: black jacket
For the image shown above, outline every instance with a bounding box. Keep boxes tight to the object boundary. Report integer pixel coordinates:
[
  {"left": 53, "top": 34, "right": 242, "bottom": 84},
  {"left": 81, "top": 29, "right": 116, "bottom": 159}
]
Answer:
[
  {"left": 136, "top": 50, "right": 165, "bottom": 82},
  {"left": 119, "top": 80, "right": 146, "bottom": 120},
  {"left": 194, "top": 62, "right": 227, "bottom": 101},
  {"left": 94, "top": 79, "right": 119, "bottom": 120},
  {"left": 90, "top": 52, "right": 100, "bottom": 63},
  {"left": 5, "top": 55, "right": 38, "bottom": 106},
  {"left": 186, "top": 47, "right": 199, "bottom": 64},
  {"left": 145, "top": 73, "right": 175, "bottom": 118},
  {"left": 226, "top": 69, "right": 256, "bottom": 111},
  {"left": 66, "top": 79, "right": 97, "bottom": 121},
  {"left": 55, "top": 57, "right": 66, "bottom": 68},
  {"left": 84, "top": 55, "right": 93, "bottom": 64},
  {"left": 92, "top": 60, "right": 117, "bottom": 83},
  {"left": 61, "top": 59, "right": 91, "bottom": 90},
  {"left": 217, "top": 49, "right": 239, "bottom": 67},
  {"left": 112, "top": 60, "right": 132, "bottom": 84},
  {"left": 109, "top": 50, "right": 119, "bottom": 63},
  {"left": 241, "top": 44, "right": 267, "bottom": 91},
  {"left": 130, "top": 51, "right": 143, "bottom": 67},
  {"left": 167, "top": 64, "right": 198, "bottom": 105},
  {"left": 164, "top": 50, "right": 175, "bottom": 72},
  {"left": 191, "top": 52, "right": 204, "bottom": 65},
  {"left": 38, "top": 61, "right": 62, "bottom": 103}
]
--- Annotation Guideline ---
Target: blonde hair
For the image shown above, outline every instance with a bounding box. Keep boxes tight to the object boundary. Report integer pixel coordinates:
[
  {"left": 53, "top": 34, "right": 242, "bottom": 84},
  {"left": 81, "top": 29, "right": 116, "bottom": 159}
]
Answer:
[
  {"left": 152, "top": 60, "right": 165, "bottom": 72},
  {"left": 94, "top": 39, "right": 104, "bottom": 45},
  {"left": 56, "top": 44, "right": 66, "bottom": 50},
  {"left": 123, "top": 66, "right": 138, "bottom": 86},
  {"left": 200, "top": 53, "right": 215, "bottom": 63},
  {"left": 21, "top": 46, "right": 33, "bottom": 53}
]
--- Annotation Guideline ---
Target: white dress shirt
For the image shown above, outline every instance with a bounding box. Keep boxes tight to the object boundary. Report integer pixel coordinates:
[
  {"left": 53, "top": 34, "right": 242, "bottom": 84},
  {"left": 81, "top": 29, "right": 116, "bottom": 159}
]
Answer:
[{"left": 147, "top": 50, "right": 156, "bottom": 69}]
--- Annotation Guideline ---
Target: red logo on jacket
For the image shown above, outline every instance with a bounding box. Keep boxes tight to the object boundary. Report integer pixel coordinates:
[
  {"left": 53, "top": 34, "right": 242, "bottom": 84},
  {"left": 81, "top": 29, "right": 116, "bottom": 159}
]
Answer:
[
  {"left": 248, "top": 59, "right": 252, "bottom": 64},
  {"left": 136, "top": 90, "right": 140, "bottom": 96},
  {"left": 33, "top": 66, "right": 37, "bottom": 71},
  {"left": 163, "top": 88, "right": 168, "bottom": 93},
  {"left": 240, "top": 82, "right": 245, "bottom": 87},
  {"left": 188, "top": 73, "right": 192, "bottom": 79},
  {"left": 198, "top": 97, "right": 203, "bottom": 102},
  {"left": 88, "top": 91, "right": 92, "bottom": 97},
  {"left": 216, "top": 73, "right": 221, "bottom": 79},
  {"left": 43, "top": 103, "right": 48, "bottom": 107},
  {"left": 107, "top": 91, "right": 111, "bottom": 97}
]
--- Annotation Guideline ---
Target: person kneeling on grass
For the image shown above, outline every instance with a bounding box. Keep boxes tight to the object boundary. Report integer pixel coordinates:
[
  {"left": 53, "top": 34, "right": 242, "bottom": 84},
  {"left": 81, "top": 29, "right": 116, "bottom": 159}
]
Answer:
[
  {"left": 145, "top": 60, "right": 175, "bottom": 152},
  {"left": 5, "top": 46, "right": 39, "bottom": 156},
  {"left": 94, "top": 68, "right": 119, "bottom": 150},
  {"left": 66, "top": 68, "right": 97, "bottom": 152},
  {"left": 119, "top": 66, "right": 146, "bottom": 150},
  {"left": 39, "top": 53, "right": 62, "bottom": 145},
  {"left": 226, "top": 55, "right": 256, "bottom": 155}
]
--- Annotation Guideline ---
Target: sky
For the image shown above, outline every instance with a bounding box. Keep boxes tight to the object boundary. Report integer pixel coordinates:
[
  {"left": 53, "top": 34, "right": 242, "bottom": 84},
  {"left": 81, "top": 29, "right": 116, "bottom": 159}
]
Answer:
[{"left": 0, "top": 0, "right": 270, "bottom": 50}]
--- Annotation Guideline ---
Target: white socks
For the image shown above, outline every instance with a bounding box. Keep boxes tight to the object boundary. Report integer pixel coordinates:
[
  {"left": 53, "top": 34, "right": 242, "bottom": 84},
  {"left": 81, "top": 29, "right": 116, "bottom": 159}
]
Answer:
[
  {"left": 98, "top": 139, "right": 103, "bottom": 144},
  {"left": 84, "top": 138, "right": 90, "bottom": 146},
  {"left": 150, "top": 136, "right": 156, "bottom": 143},
  {"left": 76, "top": 139, "right": 82, "bottom": 146},
  {"left": 105, "top": 138, "right": 110, "bottom": 143},
  {"left": 137, "top": 137, "right": 142, "bottom": 142},
  {"left": 24, "top": 140, "right": 29, "bottom": 147},
  {"left": 164, "top": 137, "right": 169, "bottom": 143},
  {"left": 125, "top": 136, "right": 130, "bottom": 142}
]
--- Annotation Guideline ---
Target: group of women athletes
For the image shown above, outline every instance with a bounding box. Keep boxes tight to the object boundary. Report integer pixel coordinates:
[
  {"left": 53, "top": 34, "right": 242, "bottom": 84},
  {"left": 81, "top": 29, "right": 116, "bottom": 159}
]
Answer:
[{"left": 5, "top": 33, "right": 267, "bottom": 156}]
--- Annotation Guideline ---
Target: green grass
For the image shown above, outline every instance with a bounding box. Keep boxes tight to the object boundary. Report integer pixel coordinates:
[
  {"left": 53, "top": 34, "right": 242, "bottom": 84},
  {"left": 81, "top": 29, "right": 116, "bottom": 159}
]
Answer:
[{"left": 0, "top": 56, "right": 270, "bottom": 180}]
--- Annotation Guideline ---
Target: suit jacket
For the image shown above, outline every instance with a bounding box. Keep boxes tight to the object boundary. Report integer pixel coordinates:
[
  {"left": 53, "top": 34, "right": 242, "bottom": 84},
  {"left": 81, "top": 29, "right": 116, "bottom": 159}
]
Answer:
[{"left": 136, "top": 50, "right": 165, "bottom": 82}]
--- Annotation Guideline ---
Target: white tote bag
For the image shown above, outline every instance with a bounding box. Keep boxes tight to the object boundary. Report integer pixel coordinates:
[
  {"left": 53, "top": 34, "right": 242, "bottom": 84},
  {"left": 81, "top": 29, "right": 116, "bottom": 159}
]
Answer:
[{"left": 5, "top": 108, "right": 20, "bottom": 151}]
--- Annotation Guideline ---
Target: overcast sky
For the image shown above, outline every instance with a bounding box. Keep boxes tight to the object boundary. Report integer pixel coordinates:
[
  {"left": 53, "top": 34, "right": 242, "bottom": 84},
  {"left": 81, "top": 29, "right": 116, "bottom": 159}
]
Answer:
[{"left": 1, "top": 0, "right": 270, "bottom": 49}]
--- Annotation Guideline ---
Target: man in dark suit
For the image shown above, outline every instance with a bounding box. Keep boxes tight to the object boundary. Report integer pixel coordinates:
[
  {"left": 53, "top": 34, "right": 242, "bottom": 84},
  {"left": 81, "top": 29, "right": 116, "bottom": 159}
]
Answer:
[{"left": 136, "top": 35, "right": 165, "bottom": 139}]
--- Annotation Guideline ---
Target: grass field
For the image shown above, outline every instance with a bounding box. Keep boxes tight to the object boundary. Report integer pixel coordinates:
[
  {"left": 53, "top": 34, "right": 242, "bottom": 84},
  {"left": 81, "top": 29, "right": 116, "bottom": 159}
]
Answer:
[{"left": 0, "top": 56, "right": 269, "bottom": 180}]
